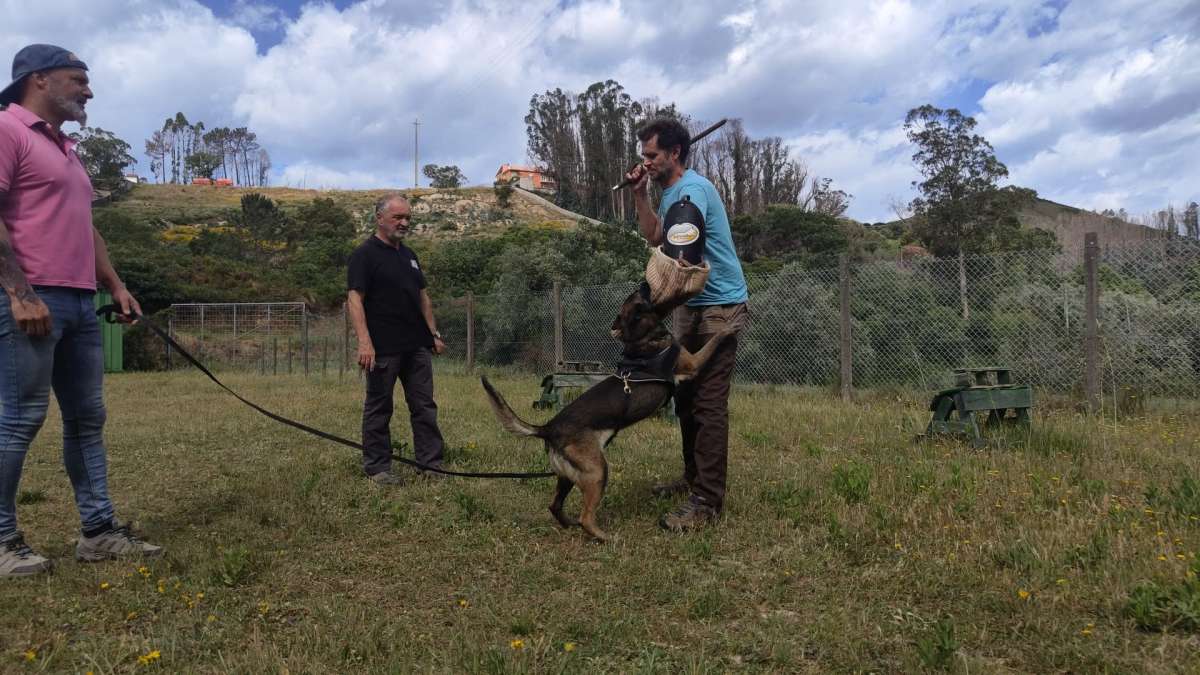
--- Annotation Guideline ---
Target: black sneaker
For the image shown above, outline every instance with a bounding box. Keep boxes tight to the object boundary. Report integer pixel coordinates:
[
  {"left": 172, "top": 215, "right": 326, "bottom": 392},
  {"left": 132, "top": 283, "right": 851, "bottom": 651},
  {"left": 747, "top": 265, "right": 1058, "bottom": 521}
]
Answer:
[{"left": 0, "top": 531, "right": 53, "bottom": 578}]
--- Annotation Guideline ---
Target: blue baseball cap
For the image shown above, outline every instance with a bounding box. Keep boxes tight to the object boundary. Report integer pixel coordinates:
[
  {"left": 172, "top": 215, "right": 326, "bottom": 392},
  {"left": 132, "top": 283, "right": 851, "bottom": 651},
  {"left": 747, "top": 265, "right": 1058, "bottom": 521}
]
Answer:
[{"left": 0, "top": 44, "right": 89, "bottom": 106}]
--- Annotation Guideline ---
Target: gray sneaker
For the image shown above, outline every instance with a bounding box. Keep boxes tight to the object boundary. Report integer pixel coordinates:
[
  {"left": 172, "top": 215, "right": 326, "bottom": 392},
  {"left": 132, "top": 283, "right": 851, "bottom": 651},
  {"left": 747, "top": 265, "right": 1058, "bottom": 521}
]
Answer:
[
  {"left": 76, "top": 523, "right": 163, "bottom": 562},
  {"left": 368, "top": 470, "right": 405, "bottom": 486},
  {"left": 659, "top": 496, "right": 719, "bottom": 532},
  {"left": 651, "top": 476, "right": 691, "bottom": 498},
  {"left": 417, "top": 463, "right": 449, "bottom": 481},
  {"left": 0, "top": 532, "right": 53, "bottom": 578}
]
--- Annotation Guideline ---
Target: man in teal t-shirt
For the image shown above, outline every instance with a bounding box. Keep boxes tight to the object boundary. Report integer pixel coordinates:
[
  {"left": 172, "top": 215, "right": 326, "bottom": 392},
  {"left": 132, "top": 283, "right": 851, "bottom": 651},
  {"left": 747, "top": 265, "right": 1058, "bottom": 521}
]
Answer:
[{"left": 627, "top": 117, "right": 750, "bottom": 532}]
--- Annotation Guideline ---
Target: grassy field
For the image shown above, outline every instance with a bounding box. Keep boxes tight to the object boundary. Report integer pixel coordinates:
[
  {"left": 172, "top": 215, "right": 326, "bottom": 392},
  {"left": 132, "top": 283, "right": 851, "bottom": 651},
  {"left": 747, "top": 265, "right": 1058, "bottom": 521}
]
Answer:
[{"left": 4, "top": 366, "right": 1199, "bottom": 673}]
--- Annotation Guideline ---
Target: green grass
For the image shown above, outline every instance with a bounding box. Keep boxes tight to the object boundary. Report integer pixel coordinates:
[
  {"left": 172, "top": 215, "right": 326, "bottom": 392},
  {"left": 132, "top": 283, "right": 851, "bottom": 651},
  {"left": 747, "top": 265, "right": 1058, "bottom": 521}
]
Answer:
[{"left": 4, "top": 368, "right": 1200, "bottom": 672}]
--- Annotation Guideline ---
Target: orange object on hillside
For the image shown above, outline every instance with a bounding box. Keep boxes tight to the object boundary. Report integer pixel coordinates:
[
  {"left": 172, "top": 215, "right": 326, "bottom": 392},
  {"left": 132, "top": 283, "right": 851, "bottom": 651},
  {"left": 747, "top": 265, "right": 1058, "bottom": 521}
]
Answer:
[{"left": 495, "top": 164, "right": 556, "bottom": 192}]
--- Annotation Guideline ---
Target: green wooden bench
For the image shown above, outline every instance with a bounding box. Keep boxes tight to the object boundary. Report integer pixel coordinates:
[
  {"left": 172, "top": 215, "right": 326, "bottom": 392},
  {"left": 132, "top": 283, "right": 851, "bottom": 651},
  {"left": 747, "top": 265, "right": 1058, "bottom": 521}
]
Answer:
[
  {"left": 923, "top": 367, "right": 1033, "bottom": 447},
  {"left": 533, "top": 360, "right": 675, "bottom": 419},
  {"left": 533, "top": 361, "right": 610, "bottom": 410}
]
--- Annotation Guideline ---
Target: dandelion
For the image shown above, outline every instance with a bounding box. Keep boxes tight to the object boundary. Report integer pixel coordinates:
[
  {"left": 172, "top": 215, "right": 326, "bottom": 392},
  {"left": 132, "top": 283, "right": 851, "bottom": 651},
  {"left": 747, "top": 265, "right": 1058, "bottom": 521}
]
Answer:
[
  {"left": 1081, "top": 624, "right": 1094, "bottom": 635},
  {"left": 100, "top": 581, "right": 111, "bottom": 590},
  {"left": 206, "top": 614, "right": 217, "bottom": 623},
  {"left": 563, "top": 642, "right": 576, "bottom": 652},
  {"left": 195, "top": 592, "right": 204, "bottom": 601},
  {"left": 510, "top": 639, "right": 525, "bottom": 650},
  {"left": 257, "top": 601, "right": 270, "bottom": 615},
  {"left": 1178, "top": 554, "right": 1187, "bottom": 560},
  {"left": 23, "top": 649, "right": 36, "bottom": 662},
  {"left": 1158, "top": 555, "right": 1168, "bottom": 561},
  {"left": 138, "top": 565, "right": 150, "bottom": 578},
  {"left": 137, "top": 649, "right": 161, "bottom": 665},
  {"left": 1017, "top": 589, "right": 1030, "bottom": 600},
  {"left": 156, "top": 579, "right": 166, "bottom": 594},
  {"left": 457, "top": 598, "right": 469, "bottom": 608}
]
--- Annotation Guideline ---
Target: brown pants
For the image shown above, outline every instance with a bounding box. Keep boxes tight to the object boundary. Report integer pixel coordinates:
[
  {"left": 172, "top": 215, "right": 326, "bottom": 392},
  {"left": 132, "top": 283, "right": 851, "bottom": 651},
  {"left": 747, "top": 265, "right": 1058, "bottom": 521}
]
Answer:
[{"left": 672, "top": 303, "right": 748, "bottom": 512}]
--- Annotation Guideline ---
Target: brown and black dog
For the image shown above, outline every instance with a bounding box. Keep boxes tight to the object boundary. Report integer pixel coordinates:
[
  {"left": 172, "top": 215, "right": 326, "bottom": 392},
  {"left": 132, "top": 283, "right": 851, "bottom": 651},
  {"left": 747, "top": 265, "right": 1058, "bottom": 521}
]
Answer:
[{"left": 480, "top": 282, "right": 731, "bottom": 541}]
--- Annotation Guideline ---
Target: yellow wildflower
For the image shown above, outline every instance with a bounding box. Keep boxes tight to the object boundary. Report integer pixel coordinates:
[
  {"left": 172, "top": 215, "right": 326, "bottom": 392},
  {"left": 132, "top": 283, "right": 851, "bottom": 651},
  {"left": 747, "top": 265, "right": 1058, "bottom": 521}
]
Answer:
[
  {"left": 1017, "top": 589, "right": 1030, "bottom": 600},
  {"left": 23, "top": 650, "right": 36, "bottom": 662},
  {"left": 207, "top": 614, "right": 217, "bottom": 623},
  {"left": 257, "top": 601, "right": 270, "bottom": 615},
  {"left": 510, "top": 639, "right": 525, "bottom": 650},
  {"left": 1056, "top": 578, "right": 1067, "bottom": 585},
  {"left": 127, "top": 611, "right": 138, "bottom": 621},
  {"left": 137, "top": 649, "right": 161, "bottom": 665},
  {"left": 1158, "top": 555, "right": 1168, "bottom": 561},
  {"left": 100, "top": 581, "right": 111, "bottom": 590},
  {"left": 457, "top": 598, "right": 468, "bottom": 608},
  {"left": 564, "top": 642, "right": 576, "bottom": 652},
  {"left": 1081, "top": 623, "right": 1094, "bottom": 636},
  {"left": 138, "top": 565, "right": 150, "bottom": 578}
]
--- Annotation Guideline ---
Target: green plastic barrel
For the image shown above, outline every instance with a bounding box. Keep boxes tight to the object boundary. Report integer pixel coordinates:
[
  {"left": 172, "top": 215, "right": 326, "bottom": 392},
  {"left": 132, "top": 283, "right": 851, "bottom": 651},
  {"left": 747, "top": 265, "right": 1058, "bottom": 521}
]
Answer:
[{"left": 93, "top": 290, "right": 124, "bottom": 373}]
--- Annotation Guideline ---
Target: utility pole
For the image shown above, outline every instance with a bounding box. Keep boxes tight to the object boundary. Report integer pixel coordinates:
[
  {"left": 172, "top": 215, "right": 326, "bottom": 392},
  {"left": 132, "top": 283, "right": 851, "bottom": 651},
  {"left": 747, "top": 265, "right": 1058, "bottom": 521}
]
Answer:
[{"left": 413, "top": 117, "right": 421, "bottom": 187}]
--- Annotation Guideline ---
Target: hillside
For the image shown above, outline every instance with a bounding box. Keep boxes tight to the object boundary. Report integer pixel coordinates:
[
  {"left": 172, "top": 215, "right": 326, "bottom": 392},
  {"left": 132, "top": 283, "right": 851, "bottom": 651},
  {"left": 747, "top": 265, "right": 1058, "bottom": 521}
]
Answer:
[
  {"left": 98, "top": 183, "right": 595, "bottom": 235},
  {"left": 1019, "top": 197, "right": 1165, "bottom": 255}
]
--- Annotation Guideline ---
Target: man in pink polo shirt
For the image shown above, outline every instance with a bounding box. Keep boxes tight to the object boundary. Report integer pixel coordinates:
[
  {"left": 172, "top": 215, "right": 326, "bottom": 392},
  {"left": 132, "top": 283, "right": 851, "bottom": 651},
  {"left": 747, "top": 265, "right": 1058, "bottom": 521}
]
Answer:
[{"left": 0, "top": 44, "right": 162, "bottom": 578}]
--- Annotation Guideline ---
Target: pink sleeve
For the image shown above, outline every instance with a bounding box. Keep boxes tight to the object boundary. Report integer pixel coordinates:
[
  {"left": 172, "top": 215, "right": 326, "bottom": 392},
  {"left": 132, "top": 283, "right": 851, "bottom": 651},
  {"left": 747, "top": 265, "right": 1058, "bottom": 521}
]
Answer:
[{"left": 0, "top": 124, "right": 18, "bottom": 192}]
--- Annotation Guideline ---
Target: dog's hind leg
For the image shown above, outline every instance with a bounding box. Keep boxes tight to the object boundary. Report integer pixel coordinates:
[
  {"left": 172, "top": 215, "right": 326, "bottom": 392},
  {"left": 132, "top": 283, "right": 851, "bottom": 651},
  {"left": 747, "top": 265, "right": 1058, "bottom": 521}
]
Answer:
[
  {"left": 577, "top": 455, "right": 611, "bottom": 542},
  {"left": 549, "top": 477, "right": 579, "bottom": 528}
]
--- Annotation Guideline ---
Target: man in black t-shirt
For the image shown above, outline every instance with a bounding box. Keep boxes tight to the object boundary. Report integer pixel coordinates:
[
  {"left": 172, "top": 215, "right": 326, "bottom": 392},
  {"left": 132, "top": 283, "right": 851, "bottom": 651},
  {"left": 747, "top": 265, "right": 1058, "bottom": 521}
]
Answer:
[{"left": 347, "top": 194, "right": 446, "bottom": 484}]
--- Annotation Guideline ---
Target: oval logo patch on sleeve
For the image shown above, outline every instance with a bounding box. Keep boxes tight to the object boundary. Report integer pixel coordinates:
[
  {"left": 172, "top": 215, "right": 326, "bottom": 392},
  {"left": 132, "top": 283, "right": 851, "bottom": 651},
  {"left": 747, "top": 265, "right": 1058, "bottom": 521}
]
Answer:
[{"left": 666, "top": 223, "right": 700, "bottom": 245}]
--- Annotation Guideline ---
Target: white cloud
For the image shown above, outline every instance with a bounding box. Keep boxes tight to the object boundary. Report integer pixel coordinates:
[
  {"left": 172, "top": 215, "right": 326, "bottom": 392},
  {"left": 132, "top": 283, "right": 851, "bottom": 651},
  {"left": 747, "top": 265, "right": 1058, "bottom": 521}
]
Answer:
[{"left": 2, "top": 0, "right": 1194, "bottom": 223}]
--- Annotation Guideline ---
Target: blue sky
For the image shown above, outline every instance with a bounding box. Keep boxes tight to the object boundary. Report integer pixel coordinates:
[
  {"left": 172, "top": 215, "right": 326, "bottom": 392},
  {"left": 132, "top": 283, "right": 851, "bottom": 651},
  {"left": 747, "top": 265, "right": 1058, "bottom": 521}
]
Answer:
[{"left": 4, "top": 0, "right": 1197, "bottom": 222}]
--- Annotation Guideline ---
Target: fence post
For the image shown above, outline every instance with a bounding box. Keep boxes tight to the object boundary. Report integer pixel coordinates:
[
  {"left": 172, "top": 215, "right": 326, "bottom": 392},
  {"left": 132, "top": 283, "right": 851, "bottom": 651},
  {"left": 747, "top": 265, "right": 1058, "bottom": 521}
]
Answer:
[
  {"left": 466, "top": 291, "right": 475, "bottom": 372},
  {"left": 553, "top": 281, "right": 563, "bottom": 367},
  {"left": 198, "top": 305, "right": 205, "bottom": 361},
  {"left": 1084, "top": 232, "right": 1102, "bottom": 413},
  {"left": 839, "top": 254, "right": 853, "bottom": 402},
  {"left": 302, "top": 307, "right": 310, "bottom": 377},
  {"left": 166, "top": 317, "right": 173, "bottom": 370}
]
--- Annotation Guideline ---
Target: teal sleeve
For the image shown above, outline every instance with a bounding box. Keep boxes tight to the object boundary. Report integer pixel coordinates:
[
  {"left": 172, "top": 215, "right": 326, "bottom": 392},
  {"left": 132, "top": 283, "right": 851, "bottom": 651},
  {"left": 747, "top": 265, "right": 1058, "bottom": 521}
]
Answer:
[{"left": 678, "top": 185, "right": 709, "bottom": 229}]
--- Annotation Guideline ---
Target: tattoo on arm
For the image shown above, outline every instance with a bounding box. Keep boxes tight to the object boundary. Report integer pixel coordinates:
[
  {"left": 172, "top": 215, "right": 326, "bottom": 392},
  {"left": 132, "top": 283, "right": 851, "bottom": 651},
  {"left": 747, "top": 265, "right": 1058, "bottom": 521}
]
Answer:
[{"left": 0, "top": 239, "right": 38, "bottom": 303}]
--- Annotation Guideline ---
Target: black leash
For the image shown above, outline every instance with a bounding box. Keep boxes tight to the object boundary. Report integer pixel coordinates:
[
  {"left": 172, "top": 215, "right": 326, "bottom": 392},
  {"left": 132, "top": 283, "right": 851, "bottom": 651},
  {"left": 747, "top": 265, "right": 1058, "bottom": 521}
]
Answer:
[{"left": 97, "top": 305, "right": 554, "bottom": 479}]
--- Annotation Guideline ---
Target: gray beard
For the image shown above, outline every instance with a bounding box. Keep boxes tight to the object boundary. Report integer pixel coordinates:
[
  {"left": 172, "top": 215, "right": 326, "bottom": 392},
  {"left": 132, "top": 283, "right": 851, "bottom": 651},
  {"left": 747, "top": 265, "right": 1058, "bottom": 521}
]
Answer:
[{"left": 52, "top": 95, "right": 87, "bottom": 126}]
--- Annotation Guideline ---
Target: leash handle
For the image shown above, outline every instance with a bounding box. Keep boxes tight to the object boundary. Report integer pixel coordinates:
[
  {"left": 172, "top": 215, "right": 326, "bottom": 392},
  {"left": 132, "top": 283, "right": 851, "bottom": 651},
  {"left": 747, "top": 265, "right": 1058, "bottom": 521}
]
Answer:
[{"left": 95, "top": 305, "right": 555, "bottom": 480}]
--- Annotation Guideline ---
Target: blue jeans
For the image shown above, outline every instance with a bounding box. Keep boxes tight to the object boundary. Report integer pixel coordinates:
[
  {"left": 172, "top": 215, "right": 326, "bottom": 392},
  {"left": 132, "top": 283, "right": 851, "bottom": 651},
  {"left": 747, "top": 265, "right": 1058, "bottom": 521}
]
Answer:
[{"left": 0, "top": 287, "right": 114, "bottom": 539}]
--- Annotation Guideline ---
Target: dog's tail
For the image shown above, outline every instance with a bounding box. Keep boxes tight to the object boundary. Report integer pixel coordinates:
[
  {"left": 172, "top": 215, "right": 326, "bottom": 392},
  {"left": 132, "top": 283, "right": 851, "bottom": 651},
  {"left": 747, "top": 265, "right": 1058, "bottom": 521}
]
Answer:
[{"left": 480, "top": 376, "right": 545, "bottom": 438}]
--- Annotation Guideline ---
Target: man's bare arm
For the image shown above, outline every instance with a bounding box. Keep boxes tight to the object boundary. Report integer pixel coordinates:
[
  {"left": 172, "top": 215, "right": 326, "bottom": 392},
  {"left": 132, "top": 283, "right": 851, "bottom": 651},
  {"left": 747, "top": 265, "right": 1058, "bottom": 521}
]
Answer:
[
  {"left": 93, "top": 227, "right": 142, "bottom": 320},
  {"left": 0, "top": 192, "right": 39, "bottom": 304},
  {"left": 347, "top": 289, "right": 375, "bottom": 370},
  {"left": 419, "top": 289, "right": 445, "bottom": 355},
  {"left": 0, "top": 190, "right": 51, "bottom": 336}
]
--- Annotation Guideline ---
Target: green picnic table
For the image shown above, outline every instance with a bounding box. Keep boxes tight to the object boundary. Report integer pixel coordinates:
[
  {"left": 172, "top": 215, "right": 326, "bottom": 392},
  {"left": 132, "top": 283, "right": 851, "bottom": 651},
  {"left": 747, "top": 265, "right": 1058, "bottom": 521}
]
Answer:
[{"left": 923, "top": 367, "right": 1033, "bottom": 447}]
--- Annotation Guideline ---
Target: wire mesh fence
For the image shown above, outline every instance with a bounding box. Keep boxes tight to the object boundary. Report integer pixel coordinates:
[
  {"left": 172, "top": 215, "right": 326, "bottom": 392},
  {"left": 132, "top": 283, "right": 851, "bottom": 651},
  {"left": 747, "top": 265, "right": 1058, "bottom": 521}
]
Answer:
[{"left": 159, "top": 235, "right": 1200, "bottom": 408}]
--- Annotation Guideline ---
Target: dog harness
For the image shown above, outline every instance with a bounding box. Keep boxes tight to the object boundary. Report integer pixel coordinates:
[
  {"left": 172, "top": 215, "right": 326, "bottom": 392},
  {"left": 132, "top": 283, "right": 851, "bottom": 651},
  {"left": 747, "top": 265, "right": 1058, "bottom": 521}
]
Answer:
[{"left": 614, "top": 343, "right": 680, "bottom": 393}]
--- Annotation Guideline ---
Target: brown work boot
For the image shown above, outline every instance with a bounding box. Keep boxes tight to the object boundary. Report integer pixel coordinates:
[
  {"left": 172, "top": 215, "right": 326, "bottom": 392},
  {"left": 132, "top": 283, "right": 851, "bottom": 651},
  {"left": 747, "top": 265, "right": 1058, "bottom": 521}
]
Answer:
[
  {"left": 650, "top": 476, "right": 690, "bottom": 498},
  {"left": 659, "top": 496, "right": 719, "bottom": 532}
]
